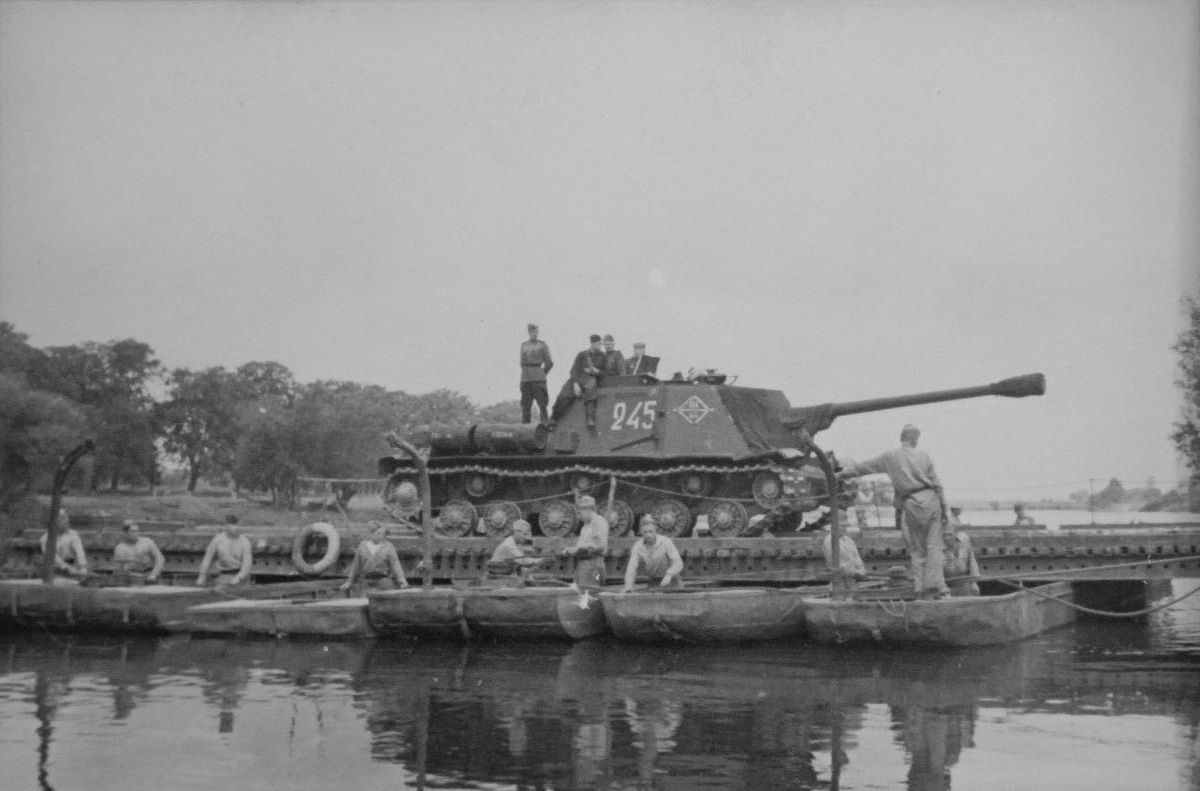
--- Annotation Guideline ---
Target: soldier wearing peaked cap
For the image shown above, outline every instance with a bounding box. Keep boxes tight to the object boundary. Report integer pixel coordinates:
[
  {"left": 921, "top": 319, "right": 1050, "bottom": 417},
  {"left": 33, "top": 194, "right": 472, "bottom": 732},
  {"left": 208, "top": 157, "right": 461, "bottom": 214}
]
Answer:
[
  {"left": 550, "top": 334, "right": 607, "bottom": 429},
  {"left": 625, "top": 342, "right": 659, "bottom": 376},
  {"left": 519, "top": 323, "right": 553, "bottom": 425}
]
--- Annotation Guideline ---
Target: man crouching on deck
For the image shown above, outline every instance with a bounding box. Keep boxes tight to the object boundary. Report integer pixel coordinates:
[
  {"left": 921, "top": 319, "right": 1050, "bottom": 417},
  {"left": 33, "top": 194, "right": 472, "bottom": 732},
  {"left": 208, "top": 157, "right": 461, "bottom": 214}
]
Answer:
[
  {"left": 196, "top": 515, "right": 252, "bottom": 588},
  {"left": 621, "top": 515, "right": 683, "bottom": 593}
]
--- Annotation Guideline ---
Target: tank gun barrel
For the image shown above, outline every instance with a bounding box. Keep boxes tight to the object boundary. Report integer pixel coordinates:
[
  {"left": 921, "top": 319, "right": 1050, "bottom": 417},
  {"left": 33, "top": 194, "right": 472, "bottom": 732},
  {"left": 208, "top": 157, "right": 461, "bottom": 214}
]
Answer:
[{"left": 783, "top": 373, "right": 1045, "bottom": 434}]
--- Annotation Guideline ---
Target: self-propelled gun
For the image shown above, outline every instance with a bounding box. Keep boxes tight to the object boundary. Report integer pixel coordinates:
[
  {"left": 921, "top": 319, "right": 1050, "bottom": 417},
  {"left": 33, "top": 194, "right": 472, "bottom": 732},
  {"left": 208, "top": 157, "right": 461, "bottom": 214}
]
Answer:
[{"left": 378, "top": 372, "right": 1045, "bottom": 538}]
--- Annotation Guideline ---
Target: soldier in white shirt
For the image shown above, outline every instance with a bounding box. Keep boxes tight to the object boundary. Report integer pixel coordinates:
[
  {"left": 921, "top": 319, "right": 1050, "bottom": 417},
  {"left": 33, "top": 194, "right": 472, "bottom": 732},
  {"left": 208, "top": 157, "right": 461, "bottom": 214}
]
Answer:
[
  {"left": 839, "top": 424, "right": 950, "bottom": 599},
  {"left": 112, "top": 521, "right": 165, "bottom": 583},
  {"left": 196, "top": 516, "right": 253, "bottom": 587},
  {"left": 39, "top": 508, "right": 87, "bottom": 577},
  {"left": 621, "top": 515, "right": 684, "bottom": 593},
  {"left": 341, "top": 521, "right": 408, "bottom": 591},
  {"left": 564, "top": 495, "right": 610, "bottom": 589}
]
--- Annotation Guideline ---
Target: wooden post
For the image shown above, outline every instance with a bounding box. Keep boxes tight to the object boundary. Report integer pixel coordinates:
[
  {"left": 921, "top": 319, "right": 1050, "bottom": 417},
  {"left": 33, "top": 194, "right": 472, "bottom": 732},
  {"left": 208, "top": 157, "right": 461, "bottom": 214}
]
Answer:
[{"left": 40, "top": 440, "right": 94, "bottom": 585}]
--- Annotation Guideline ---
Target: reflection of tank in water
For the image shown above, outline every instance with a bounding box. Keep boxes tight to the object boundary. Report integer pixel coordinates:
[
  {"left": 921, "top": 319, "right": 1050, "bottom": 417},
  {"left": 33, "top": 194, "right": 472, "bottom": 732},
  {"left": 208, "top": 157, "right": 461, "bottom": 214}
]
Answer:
[{"left": 379, "top": 373, "right": 1045, "bottom": 538}]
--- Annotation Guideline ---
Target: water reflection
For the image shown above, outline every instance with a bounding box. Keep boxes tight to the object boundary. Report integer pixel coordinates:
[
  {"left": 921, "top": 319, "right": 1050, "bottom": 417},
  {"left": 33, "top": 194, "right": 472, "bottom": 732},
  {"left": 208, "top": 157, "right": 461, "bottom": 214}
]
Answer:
[{"left": 1, "top": 622, "right": 1197, "bottom": 791}]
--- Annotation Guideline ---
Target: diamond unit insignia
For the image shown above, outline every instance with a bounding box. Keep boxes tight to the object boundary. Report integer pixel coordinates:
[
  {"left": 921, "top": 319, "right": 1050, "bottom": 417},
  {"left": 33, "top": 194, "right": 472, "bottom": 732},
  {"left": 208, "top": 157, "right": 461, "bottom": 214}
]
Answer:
[{"left": 674, "top": 395, "right": 712, "bottom": 424}]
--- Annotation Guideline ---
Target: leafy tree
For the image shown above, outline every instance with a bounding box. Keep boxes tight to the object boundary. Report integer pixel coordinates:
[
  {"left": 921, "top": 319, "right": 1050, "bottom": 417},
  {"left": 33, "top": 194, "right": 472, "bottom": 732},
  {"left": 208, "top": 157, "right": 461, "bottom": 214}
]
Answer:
[
  {"left": 235, "top": 361, "right": 297, "bottom": 403},
  {"left": 38, "top": 339, "right": 162, "bottom": 490},
  {"left": 1093, "top": 477, "right": 1126, "bottom": 509},
  {"left": 0, "top": 373, "right": 89, "bottom": 507},
  {"left": 394, "top": 388, "right": 478, "bottom": 430},
  {"left": 231, "top": 396, "right": 301, "bottom": 505},
  {"left": 477, "top": 399, "right": 523, "bottom": 423},
  {"left": 158, "top": 367, "right": 241, "bottom": 492},
  {"left": 0, "top": 323, "right": 46, "bottom": 379},
  {"left": 1172, "top": 297, "right": 1200, "bottom": 510}
]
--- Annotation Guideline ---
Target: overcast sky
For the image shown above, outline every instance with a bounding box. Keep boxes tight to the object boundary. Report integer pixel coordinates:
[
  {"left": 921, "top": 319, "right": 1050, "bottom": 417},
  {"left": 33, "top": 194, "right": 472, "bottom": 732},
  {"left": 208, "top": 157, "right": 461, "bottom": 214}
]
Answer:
[{"left": 1, "top": 0, "right": 1197, "bottom": 502}]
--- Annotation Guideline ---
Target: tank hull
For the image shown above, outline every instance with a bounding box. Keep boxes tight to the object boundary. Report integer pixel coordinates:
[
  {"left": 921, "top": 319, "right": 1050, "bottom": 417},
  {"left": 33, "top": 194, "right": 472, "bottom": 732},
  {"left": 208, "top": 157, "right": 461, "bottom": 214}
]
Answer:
[{"left": 378, "top": 374, "right": 1043, "bottom": 540}]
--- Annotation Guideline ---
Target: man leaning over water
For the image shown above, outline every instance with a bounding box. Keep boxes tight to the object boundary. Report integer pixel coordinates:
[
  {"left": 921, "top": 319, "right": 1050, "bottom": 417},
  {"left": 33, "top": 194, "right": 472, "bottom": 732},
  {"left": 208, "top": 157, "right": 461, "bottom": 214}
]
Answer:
[{"left": 621, "top": 515, "right": 683, "bottom": 592}]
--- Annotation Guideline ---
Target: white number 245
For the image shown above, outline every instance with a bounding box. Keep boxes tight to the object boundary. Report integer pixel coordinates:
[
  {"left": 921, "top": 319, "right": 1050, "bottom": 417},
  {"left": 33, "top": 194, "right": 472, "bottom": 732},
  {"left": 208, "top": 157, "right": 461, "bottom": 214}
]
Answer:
[{"left": 611, "top": 400, "right": 657, "bottom": 431}]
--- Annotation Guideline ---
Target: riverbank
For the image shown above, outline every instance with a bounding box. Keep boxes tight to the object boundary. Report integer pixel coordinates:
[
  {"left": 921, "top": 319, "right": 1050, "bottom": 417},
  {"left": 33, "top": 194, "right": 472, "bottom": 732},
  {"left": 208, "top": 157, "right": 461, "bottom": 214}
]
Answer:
[{"left": 3, "top": 490, "right": 396, "bottom": 532}]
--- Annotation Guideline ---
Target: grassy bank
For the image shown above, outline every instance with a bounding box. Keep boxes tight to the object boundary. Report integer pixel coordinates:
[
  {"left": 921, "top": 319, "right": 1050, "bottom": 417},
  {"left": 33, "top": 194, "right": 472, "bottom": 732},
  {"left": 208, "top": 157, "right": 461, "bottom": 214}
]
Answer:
[{"left": 10, "top": 489, "right": 395, "bottom": 530}]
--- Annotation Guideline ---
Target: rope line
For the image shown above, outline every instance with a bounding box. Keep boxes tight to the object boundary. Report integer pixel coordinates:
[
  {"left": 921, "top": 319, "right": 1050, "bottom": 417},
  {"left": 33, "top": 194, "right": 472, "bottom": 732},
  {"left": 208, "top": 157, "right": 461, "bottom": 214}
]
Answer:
[{"left": 991, "top": 576, "right": 1200, "bottom": 618}]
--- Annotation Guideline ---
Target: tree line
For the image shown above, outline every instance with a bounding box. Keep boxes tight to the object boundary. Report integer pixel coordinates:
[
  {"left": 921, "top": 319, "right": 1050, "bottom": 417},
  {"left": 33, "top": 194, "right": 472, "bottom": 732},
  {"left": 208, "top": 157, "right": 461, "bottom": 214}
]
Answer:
[
  {"left": 1173, "top": 296, "right": 1200, "bottom": 512},
  {"left": 0, "top": 322, "right": 518, "bottom": 507}
]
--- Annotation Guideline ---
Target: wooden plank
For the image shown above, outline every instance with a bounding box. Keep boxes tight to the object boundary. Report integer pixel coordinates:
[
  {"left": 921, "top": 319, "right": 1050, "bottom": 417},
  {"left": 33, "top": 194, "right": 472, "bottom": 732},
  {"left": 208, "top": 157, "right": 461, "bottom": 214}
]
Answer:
[{"left": 7, "top": 526, "right": 1200, "bottom": 580}]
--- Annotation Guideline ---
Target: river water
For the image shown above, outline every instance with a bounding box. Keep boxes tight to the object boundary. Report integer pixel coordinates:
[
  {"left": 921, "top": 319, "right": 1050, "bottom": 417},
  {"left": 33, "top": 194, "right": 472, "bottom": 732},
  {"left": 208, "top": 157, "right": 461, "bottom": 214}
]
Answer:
[{"left": 1, "top": 577, "right": 1197, "bottom": 791}]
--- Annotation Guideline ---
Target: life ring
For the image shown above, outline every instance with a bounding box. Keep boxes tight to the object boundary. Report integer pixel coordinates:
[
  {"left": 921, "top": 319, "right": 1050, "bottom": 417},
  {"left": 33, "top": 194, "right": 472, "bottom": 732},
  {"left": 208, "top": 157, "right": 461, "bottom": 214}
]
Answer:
[{"left": 292, "top": 522, "right": 341, "bottom": 576}]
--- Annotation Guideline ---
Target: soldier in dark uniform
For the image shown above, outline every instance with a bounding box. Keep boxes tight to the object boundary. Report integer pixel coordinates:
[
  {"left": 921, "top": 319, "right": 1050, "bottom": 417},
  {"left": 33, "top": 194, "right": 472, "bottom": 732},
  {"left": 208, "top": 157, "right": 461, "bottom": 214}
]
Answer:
[
  {"left": 625, "top": 342, "right": 660, "bottom": 376},
  {"left": 602, "top": 334, "right": 626, "bottom": 376},
  {"left": 551, "top": 334, "right": 607, "bottom": 428},
  {"left": 519, "top": 323, "right": 554, "bottom": 424}
]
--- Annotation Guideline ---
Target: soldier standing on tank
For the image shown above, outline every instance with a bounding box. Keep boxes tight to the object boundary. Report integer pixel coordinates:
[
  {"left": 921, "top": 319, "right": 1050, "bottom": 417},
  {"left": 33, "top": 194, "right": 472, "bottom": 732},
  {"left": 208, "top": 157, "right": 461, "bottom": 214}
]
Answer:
[
  {"left": 838, "top": 424, "right": 951, "bottom": 599},
  {"left": 551, "top": 334, "right": 607, "bottom": 429},
  {"left": 519, "top": 323, "right": 554, "bottom": 425},
  {"left": 602, "top": 334, "right": 626, "bottom": 376}
]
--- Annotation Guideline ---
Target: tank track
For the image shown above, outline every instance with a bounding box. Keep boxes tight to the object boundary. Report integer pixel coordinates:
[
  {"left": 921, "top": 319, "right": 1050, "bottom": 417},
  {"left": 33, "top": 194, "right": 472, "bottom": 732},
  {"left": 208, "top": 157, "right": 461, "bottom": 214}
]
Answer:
[{"left": 382, "top": 457, "right": 834, "bottom": 540}]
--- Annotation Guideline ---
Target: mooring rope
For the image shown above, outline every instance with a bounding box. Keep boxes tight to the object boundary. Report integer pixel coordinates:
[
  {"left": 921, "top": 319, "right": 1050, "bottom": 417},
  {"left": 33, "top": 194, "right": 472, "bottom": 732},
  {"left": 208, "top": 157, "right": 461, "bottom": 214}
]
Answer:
[{"left": 989, "top": 576, "right": 1200, "bottom": 619}]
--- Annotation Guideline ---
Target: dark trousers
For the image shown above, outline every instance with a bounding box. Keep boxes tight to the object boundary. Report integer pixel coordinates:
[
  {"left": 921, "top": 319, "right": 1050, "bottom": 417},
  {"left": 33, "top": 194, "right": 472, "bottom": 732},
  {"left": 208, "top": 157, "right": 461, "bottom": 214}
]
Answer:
[
  {"left": 551, "top": 379, "right": 598, "bottom": 425},
  {"left": 520, "top": 380, "right": 549, "bottom": 423}
]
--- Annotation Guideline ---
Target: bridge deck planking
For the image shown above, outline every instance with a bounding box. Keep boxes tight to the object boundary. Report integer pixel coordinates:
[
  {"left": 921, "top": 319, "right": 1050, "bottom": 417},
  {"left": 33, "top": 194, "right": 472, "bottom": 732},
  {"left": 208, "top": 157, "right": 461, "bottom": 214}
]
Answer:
[{"left": 5, "top": 526, "right": 1200, "bottom": 582}]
